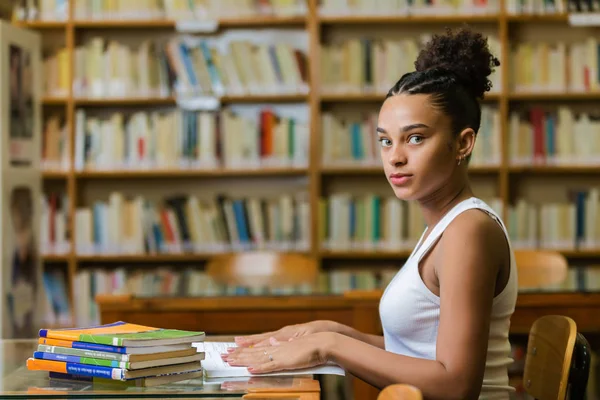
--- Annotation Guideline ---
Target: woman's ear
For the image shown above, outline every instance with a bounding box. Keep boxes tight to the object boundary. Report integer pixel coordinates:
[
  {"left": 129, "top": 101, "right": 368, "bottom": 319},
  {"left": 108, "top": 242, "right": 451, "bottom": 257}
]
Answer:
[{"left": 456, "top": 127, "right": 476, "bottom": 160}]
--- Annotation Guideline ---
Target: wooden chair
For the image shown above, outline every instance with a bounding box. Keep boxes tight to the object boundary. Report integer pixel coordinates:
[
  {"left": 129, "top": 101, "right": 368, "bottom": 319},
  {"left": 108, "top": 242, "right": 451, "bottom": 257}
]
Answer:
[
  {"left": 377, "top": 384, "right": 422, "bottom": 400},
  {"left": 205, "top": 251, "right": 318, "bottom": 291},
  {"left": 523, "top": 315, "right": 591, "bottom": 400},
  {"left": 514, "top": 249, "right": 569, "bottom": 290}
]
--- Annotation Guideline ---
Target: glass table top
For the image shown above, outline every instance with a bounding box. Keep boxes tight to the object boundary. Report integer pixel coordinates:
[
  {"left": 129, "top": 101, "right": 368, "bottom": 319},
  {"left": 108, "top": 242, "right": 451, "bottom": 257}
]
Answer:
[{"left": 0, "top": 339, "right": 318, "bottom": 399}]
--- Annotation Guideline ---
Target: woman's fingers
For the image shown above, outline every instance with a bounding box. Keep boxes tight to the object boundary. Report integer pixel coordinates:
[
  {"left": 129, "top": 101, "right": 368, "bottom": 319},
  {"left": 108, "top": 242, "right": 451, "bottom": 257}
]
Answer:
[{"left": 234, "top": 332, "right": 274, "bottom": 347}]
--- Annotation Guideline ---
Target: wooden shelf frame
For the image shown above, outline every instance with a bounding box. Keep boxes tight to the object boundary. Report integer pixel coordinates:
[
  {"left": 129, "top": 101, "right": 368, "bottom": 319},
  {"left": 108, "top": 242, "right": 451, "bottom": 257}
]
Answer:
[{"left": 23, "top": 1, "right": 600, "bottom": 323}]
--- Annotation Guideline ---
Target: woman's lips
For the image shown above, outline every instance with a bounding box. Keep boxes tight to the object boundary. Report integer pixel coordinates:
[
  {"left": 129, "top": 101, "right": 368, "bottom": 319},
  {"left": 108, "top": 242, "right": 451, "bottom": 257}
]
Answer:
[{"left": 389, "top": 173, "right": 412, "bottom": 185}]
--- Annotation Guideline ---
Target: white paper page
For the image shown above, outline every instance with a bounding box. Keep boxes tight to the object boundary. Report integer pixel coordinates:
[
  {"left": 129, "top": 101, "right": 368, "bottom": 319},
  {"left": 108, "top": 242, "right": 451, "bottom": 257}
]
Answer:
[{"left": 193, "top": 341, "right": 345, "bottom": 378}]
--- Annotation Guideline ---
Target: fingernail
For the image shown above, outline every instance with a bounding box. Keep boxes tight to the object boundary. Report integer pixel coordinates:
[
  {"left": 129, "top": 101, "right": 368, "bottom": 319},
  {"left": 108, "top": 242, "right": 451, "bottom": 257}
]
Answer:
[{"left": 227, "top": 348, "right": 235, "bottom": 353}]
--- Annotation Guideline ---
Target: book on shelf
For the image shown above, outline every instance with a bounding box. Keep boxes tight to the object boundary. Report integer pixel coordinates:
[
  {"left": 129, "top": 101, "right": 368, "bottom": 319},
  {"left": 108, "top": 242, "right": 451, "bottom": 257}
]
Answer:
[
  {"left": 320, "top": 193, "right": 505, "bottom": 251},
  {"left": 506, "top": 0, "right": 565, "bottom": 15},
  {"left": 73, "top": 104, "right": 309, "bottom": 172},
  {"left": 67, "top": 30, "right": 308, "bottom": 101},
  {"left": 320, "top": 34, "right": 502, "bottom": 97},
  {"left": 508, "top": 189, "right": 600, "bottom": 250},
  {"left": 73, "top": 191, "right": 311, "bottom": 257},
  {"left": 27, "top": 321, "right": 205, "bottom": 386},
  {"left": 510, "top": 37, "right": 600, "bottom": 93},
  {"left": 71, "top": 0, "right": 308, "bottom": 21},
  {"left": 318, "top": 0, "right": 500, "bottom": 16},
  {"left": 509, "top": 106, "right": 600, "bottom": 166}
]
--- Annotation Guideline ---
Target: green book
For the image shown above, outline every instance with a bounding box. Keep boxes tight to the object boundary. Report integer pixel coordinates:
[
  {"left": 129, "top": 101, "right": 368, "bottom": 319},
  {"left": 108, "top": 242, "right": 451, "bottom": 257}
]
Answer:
[{"left": 39, "top": 321, "right": 205, "bottom": 347}]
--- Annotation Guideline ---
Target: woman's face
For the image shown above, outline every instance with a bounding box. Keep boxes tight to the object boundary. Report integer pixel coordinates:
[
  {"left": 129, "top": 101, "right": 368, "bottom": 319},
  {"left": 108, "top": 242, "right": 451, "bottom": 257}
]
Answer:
[{"left": 376, "top": 93, "right": 465, "bottom": 202}]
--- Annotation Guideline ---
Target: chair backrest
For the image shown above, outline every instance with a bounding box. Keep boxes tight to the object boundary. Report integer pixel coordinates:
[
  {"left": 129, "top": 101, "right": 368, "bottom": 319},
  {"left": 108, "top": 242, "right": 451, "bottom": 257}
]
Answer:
[
  {"left": 523, "top": 315, "right": 579, "bottom": 400},
  {"left": 205, "top": 251, "right": 318, "bottom": 289},
  {"left": 377, "top": 384, "right": 423, "bottom": 400},
  {"left": 514, "top": 250, "right": 568, "bottom": 290}
]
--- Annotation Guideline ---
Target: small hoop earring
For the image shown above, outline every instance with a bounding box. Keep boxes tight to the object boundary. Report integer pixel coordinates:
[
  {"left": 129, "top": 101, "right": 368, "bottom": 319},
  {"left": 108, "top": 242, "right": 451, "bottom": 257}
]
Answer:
[{"left": 457, "top": 156, "right": 462, "bottom": 166}]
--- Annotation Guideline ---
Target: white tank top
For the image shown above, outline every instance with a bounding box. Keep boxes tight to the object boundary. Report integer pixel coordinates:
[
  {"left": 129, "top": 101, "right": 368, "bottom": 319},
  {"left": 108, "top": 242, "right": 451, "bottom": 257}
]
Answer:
[{"left": 379, "top": 197, "right": 518, "bottom": 399}]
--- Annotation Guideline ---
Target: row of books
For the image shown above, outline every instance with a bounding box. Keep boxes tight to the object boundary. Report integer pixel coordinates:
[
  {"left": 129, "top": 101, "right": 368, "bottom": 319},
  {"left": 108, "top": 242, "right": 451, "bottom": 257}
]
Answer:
[
  {"left": 43, "top": 102, "right": 600, "bottom": 172},
  {"left": 320, "top": 0, "right": 500, "bottom": 15},
  {"left": 73, "top": 0, "right": 308, "bottom": 20},
  {"left": 510, "top": 38, "right": 600, "bottom": 93},
  {"left": 22, "top": 0, "right": 575, "bottom": 22},
  {"left": 506, "top": 0, "right": 565, "bottom": 14},
  {"left": 321, "top": 106, "right": 501, "bottom": 168},
  {"left": 27, "top": 322, "right": 206, "bottom": 387},
  {"left": 40, "top": 188, "right": 600, "bottom": 256},
  {"left": 509, "top": 107, "right": 600, "bottom": 166},
  {"left": 73, "top": 106, "right": 309, "bottom": 172},
  {"left": 44, "top": 34, "right": 600, "bottom": 101},
  {"left": 319, "top": 194, "right": 504, "bottom": 250},
  {"left": 65, "top": 31, "right": 309, "bottom": 100},
  {"left": 320, "top": 35, "right": 502, "bottom": 96},
  {"left": 73, "top": 192, "right": 311, "bottom": 256},
  {"left": 508, "top": 190, "right": 600, "bottom": 250},
  {"left": 49, "top": 261, "right": 600, "bottom": 327}
]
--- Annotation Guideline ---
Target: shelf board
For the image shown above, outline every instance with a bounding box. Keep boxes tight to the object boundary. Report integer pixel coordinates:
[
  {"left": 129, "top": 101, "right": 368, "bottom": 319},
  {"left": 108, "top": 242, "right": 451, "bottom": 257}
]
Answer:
[
  {"left": 321, "top": 166, "right": 383, "bottom": 175},
  {"left": 318, "top": 14, "right": 500, "bottom": 24},
  {"left": 222, "top": 93, "right": 308, "bottom": 102},
  {"left": 220, "top": 15, "right": 307, "bottom": 27},
  {"left": 42, "top": 254, "right": 70, "bottom": 263},
  {"left": 42, "top": 170, "right": 69, "bottom": 179},
  {"left": 320, "top": 92, "right": 501, "bottom": 102},
  {"left": 76, "top": 254, "right": 215, "bottom": 263},
  {"left": 15, "top": 20, "right": 67, "bottom": 29},
  {"left": 72, "top": 16, "right": 306, "bottom": 28},
  {"left": 510, "top": 92, "right": 600, "bottom": 100},
  {"left": 321, "top": 249, "right": 600, "bottom": 259},
  {"left": 72, "top": 94, "right": 307, "bottom": 106},
  {"left": 75, "top": 168, "right": 309, "bottom": 179},
  {"left": 320, "top": 165, "right": 500, "bottom": 175},
  {"left": 42, "top": 97, "right": 68, "bottom": 105},
  {"left": 509, "top": 165, "right": 600, "bottom": 174},
  {"left": 73, "top": 97, "right": 175, "bottom": 106},
  {"left": 320, "top": 250, "right": 412, "bottom": 259},
  {"left": 507, "top": 13, "right": 568, "bottom": 22}
]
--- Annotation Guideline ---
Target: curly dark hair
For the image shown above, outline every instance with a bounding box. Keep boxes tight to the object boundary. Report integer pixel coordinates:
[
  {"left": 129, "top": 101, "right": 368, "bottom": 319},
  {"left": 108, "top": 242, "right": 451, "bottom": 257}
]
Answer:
[{"left": 386, "top": 26, "right": 500, "bottom": 146}]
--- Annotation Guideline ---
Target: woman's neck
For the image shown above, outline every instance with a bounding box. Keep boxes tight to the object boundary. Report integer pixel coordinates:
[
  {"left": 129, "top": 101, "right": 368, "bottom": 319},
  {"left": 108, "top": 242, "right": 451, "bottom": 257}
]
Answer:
[{"left": 418, "top": 179, "right": 474, "bottom": 229}]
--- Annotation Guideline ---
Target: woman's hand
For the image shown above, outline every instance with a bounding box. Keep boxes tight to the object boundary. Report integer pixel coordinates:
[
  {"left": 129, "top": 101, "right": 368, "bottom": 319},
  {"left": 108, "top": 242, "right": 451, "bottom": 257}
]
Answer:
[
  {"left": 234, "top": 320, "right": 335, "bottom": 348},
  {"left": 223, "top": 332, "right": 335, "bottom": 374}
]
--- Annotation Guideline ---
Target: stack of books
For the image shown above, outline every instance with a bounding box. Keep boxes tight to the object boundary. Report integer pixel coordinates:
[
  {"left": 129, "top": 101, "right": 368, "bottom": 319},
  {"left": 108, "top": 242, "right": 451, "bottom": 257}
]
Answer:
[{"left": 26, "top": 321, "right": 206, "bottom": 387}]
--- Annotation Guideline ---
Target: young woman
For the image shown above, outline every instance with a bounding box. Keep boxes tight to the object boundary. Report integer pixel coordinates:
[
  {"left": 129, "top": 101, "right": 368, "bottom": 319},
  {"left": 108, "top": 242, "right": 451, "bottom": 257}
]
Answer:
[{"left": 222, "top": 27, "right": 518, "bottom": 400}]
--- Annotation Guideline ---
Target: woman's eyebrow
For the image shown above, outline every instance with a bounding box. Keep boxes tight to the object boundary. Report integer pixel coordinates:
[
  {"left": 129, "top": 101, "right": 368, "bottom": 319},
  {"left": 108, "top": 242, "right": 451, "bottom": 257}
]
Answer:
[
  {"left": 402, "top": 123, "right": 429, "bottom": 132},
  {"left": 376, "top": 123, "right": 429, "bottom": 134}
]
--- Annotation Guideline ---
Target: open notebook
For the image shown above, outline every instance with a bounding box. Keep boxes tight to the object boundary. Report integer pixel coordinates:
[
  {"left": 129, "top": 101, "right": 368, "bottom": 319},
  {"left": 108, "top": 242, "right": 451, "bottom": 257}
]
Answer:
[{"left": 193, "top": 341, "right": 345, "bottom": 379}]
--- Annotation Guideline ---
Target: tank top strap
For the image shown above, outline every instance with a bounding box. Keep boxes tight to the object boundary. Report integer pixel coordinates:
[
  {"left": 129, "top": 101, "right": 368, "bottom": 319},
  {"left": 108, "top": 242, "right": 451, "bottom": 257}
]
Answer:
[{"left": 412, "top": 197, "right": 504, "bottom": 264}]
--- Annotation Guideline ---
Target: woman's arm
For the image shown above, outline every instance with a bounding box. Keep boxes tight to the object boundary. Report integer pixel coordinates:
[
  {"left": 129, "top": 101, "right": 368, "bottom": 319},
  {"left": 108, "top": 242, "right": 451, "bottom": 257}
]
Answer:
[
  {"left": 327, "top": 321, "right": 385, "bottom": 349},
  {"left": 226, "top": 212, "right": 507, "bottom": 400},
  {"left": 320, "top": 213, "right": 507, "bottom": 400}
]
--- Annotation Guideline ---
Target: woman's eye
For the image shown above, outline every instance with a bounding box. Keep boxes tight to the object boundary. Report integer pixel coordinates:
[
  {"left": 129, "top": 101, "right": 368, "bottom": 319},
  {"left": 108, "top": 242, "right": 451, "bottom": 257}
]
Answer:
[
  {"left": 378, "top": 138, "right": 392, "bottom": 147},
  {"left": 408, "top": 136, "right": 424, "bottom": 144}
]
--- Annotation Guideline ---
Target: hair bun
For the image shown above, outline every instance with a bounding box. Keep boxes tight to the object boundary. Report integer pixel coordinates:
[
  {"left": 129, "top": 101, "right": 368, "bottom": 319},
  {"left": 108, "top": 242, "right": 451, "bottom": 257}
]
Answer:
[{"left": 414, "top": 27, "right": 500, "bottom": 99}]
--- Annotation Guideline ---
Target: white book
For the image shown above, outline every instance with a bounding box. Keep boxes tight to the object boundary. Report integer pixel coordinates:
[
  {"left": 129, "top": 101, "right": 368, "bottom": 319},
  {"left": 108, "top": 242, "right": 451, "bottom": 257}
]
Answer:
[{"left": 193, "top": 341, "right": 345, "bottom": 379}]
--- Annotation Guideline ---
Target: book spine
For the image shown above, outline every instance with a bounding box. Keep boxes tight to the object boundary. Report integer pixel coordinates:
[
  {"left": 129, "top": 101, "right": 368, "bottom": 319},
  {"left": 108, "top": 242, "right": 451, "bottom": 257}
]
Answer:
[
  {"left": 39, "top": 338, "right": 128, "bottom": 354},
  {"left": 38, "top": 344, "right": 129, "bottom": 361},
  {"left": 34, "top": 351, "right": 129, "bottom": 369},
  {"left": 27, "top": 358, "right": 125, "bottom": 380}
]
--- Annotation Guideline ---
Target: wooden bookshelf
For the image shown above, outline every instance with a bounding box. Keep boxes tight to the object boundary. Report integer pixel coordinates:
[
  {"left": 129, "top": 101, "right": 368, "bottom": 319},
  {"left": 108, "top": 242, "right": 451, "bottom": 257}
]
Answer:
[{"left": 17, "top": 0, "right": 600, "bottom": 338}]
